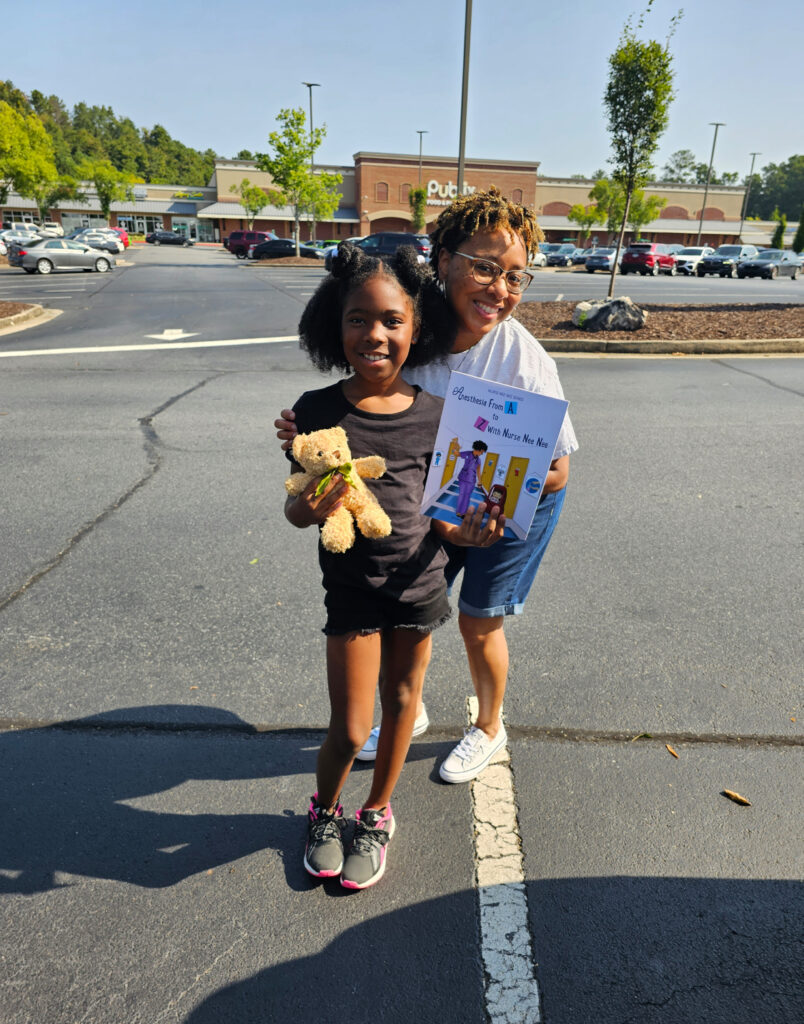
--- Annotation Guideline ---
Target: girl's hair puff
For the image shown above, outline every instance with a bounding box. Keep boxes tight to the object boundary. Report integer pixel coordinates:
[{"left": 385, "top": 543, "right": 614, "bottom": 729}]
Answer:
[
  {"left": 298, "top": 241, "right": 455, "bottom": 373},
  {"left": 428, "top": 185, "right": 544, "bottom": 273}
]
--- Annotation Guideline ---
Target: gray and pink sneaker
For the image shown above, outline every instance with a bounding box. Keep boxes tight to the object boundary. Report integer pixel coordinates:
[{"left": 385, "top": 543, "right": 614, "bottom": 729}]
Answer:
[
  {"left": 340, "top": 804, "right": 396, "bottom": 890},
  {"left": 304, "top": 794, "right": 346, "bottom": 878}
]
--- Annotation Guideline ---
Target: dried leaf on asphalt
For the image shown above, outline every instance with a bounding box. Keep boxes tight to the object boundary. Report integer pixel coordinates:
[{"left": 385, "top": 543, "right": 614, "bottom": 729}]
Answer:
[
  {"left": 722, "top": 789, "right": 751, "bottom": 806},
  {"left": 665, "top": 744, "right": 679, "bottom": 758}
]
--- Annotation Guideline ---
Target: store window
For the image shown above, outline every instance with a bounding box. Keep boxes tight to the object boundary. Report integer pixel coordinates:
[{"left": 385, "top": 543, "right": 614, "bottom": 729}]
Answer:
[
  {"left": 375, "top": 182, "right": 389, "bottom": 202},
  {"left": 399, "top": 183, "right": 411, "bottom": 203}
]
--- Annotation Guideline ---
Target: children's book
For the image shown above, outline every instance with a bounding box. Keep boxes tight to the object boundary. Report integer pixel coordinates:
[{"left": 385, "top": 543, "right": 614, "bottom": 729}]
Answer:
[{"left": 421, "top": 371, "right": 569, "bottom": 540}]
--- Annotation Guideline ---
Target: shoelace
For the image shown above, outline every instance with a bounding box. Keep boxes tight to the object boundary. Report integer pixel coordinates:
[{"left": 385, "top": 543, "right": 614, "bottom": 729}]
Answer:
[
  {"left": 309, "top": 811, "right": 344, "bottom": 843},
  {"left": 452, "top": 726, "right": 485, "bottom": 762},
  {"left": 350, "top": 817, "right": 390, "bottom": 853}
]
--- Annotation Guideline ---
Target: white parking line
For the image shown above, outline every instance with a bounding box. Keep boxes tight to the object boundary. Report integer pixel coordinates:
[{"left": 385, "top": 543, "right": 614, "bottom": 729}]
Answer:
[{"left": 0, "top": 335, "right": 299, "bottom": 358}]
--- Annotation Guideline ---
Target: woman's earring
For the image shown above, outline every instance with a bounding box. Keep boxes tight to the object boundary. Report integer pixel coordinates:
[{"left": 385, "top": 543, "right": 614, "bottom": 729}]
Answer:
[{"left": 437, "top": 278, "right": 446, "bottom": 295}]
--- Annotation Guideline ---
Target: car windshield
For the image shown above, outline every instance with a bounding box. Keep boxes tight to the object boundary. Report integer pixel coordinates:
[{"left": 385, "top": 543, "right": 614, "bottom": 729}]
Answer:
[
  {"left": 557, "top": 245, "right": 575, "bottom": 253},
  {"left": 714, "top": 246, "right": 741, "bottom": 256},
  {"left": 593, "top": 248, "right": 614, "bottom": 255},
  {"left": 755, "top": 251, "right": 782, "bottom": 260},
  {"left": 677, "top": 247, "right": 704, "bottom": 255}
]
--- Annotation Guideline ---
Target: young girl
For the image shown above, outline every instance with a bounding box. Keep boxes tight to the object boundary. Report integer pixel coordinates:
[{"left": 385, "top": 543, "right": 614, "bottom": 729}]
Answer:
[{"left": 285, "top": 242, "right": 501, "bottom": 889}]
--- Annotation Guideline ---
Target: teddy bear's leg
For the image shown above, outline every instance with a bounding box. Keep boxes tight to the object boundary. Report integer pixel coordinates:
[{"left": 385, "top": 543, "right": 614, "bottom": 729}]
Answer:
[
  {"left": 320, "top": 505, "right": 356, "bottom": 553},
  {"left": 355, "top": 502, "right": 392, "bottom": 540}
]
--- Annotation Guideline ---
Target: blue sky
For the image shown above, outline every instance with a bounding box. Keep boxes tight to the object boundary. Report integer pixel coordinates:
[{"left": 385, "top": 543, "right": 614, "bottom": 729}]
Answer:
[{"left": 5, "top": 0, "right": 801, "bottom": 180}]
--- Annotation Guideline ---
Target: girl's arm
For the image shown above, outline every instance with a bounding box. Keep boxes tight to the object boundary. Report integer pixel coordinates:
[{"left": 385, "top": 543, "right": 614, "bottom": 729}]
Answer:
[
  {"left": 285, "top": 470, "right": 347, "bottom": 528},
  {"left": 542, "top": 455, "right": 569, "bottom": 494},
  {"left": 275, "top": 408, "right": 298, "bottom": 452},
  {"left": 432, "top": 502, "right": 505, "bottom": 548}
]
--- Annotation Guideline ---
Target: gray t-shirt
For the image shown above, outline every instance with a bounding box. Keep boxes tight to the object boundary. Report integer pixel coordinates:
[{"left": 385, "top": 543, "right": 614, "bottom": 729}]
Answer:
[{"left": 290, "top": 383, "right": 447, "bottom": 604}]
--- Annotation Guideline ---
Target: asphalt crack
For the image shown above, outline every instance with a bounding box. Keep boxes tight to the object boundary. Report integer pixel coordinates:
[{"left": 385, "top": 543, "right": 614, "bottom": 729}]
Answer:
[{"left": 0, "top": 374, "right": 221, "bottom": 613}]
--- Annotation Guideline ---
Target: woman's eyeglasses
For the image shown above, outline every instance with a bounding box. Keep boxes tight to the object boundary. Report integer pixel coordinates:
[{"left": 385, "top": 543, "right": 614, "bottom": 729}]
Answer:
[{"left": 453, "top": 250, "right": 534, "bottom": 294}]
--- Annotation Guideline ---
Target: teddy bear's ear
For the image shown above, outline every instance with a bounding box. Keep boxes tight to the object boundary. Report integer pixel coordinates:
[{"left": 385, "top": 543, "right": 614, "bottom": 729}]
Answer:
[
  {"left": 330, "top": 426, "right": 347, "bottom": 445},
  {"left": 291, "top": 434, "right": 305, "bottom": 461}
]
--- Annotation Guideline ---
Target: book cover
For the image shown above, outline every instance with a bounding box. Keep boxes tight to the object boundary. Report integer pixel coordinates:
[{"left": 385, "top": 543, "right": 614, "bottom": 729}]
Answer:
[{"left": 421, "top": 371, "right": 569, "bottom": 540}]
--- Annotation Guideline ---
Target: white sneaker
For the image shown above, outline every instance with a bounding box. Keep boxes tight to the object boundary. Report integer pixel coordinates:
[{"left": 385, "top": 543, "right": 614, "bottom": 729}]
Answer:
[
  {"left": 355, "top": 706, "right": 430, "bottom": 762},
  {"left": 438, "top": 722, "right": 507, "bottom": 783}
]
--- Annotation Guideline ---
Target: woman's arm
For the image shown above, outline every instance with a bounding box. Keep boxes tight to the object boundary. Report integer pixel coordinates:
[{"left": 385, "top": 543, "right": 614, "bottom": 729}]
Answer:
[{"left": 542, "top": 454, "right": 569, "bottom": 494}]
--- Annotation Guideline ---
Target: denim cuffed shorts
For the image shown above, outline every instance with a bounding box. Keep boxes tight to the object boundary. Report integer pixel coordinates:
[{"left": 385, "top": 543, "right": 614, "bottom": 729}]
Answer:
[{"left": 443, "top": 487, "right": 566, "bottom": 618}]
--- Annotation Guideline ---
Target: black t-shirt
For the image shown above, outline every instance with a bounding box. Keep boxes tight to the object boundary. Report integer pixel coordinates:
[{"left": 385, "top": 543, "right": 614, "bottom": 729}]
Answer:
[{"left": 289, "top": 383, "right": 447, "bottom": 604}]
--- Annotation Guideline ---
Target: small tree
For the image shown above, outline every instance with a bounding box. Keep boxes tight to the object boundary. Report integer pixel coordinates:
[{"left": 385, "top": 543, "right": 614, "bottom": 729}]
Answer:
[
  {"left": 603, "top": 2, "right": 679, "bottom": 296},
  {"left": 28, "top": 175, "right": 84, "bottom": 223},
  {"left": 256, "top": 108, "right": 342, "bottom": 255},
  {"left": 409, "top": 186, "right": 426, "bottom": 232},
  {"left": 791, "top": 205, "right": 804, "bottom": 253},
  {"left": 626, "top": 190, "right": 667, "bottom": 235},
  {"left": 770, "top": 209, "right": 787, "bottom": 249},
  {"left": 0, "top": 101, "right": 57, "bottom": 204},
  {"left": 229, "top": 177, "right": 278, "bottom": 229},
  {"left": 567, "top": 202, "right": 605, "bottom": 243},
  {"left": 78, "top": 158, "right": 135, "bottom": 221},
  {"left": 588, "top": 178, "right": 626, "bottom": 237}
]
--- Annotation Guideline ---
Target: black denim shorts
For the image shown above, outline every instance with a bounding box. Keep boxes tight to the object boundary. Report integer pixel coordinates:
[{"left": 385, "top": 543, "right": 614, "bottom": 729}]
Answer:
[{"left": 323, "top": 583, "right": 451, "bottom": 636}]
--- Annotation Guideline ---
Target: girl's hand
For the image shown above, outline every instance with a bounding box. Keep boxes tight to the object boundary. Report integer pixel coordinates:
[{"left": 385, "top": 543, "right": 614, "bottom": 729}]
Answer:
[
  {"left": 433, "top": 502, "right": 506, "bottom": 548},
  {"left": 285, "top": 473, "right": 347, "bottom": 529},
  {"left": 275, "top": 408, "right": 298, "bottom": 452}
]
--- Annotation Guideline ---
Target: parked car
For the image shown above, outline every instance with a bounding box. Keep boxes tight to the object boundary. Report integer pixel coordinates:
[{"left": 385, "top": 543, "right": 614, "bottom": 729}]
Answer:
[
  {"left": 584, "top": 247, "right": 621, "bottom": 272},
  {"left": 414, "top": 234, "right": 433, "bottom": 260},
  {"left": 736, "top": 249, "right": 800, "bottom": 280},
  {"left": 325, "top": 232, "right": 429, "bottom": 271},
  {"left": 1, "top": 229, "right": 39, "bottom": 248},
  {"left": 224, "top": 230, "right": 277, "bottom": 258},
  {"left": 572, "top": 247, "right": 597, "bottom": 265},
  {"left": 0, "top": 238, "right": 6, "bottom": 256},
  {"left": 108, "top": 226, "right": 129, "bottom": 247},
  {"left": 621, "top": 242, "right": 677, "bottom": 275},
  {"left": 546, "top": 244, "right": 578, "bottom": 267},
  {"left": 529, "top": 248, "right": 547, "bottom": 267},
  {"left": 40, "top": 220, "right": 64, "bottom": 237},
  {"left": 145, "top": 230, "right": 194, "bottom": 247},
  {"left": 673, "top": 246, "right": 714, "bottom": 275},
  {"left": 249, "top": 238, "right": 323, "bottom": 260},
  {"left": 72, "top": 230, "right": 124, "bottom": 254},
  {"left": 697, "top": 244, "right": 759, "bottom": 278},
  {"left": 7, "top": 237, "right": 116, "bottom": 274}
]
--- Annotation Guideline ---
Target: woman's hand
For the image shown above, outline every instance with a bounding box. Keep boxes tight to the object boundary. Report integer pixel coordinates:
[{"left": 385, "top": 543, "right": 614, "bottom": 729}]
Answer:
[
  {"left": 433, "top": 502, "right": 505, "bottom": 548},
  {"left": 275, "top": 408, "right": 298, "bottom": 452},
  {"left": 285, "top": 473, "right": 347, "bottom": 529}
]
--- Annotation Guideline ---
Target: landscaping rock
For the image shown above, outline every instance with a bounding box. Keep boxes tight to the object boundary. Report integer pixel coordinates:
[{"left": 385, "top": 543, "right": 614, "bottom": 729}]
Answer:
[{"left": 572, "top": 296, "right": 648, "bottom": 332}]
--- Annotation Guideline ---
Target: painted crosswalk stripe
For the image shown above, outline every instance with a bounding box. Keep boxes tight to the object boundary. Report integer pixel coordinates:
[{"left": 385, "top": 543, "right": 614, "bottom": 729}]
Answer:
[{"left": 0, "top": 335, "right": 299, "bottom": 358}]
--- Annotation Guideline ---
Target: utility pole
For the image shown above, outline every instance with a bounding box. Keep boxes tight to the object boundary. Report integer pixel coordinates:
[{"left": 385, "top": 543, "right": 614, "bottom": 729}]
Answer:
[
  {"left": 302, "top": 82, "right": 320, "bottom": 242},
  {"left": 696, "top": 121, "right": 725, "bottom": 245},
  {"left": 417, "top": 130, "right": 428, "bottom": 185},
  {"left": 456, "top": 0, "right": 472, "bottom": 195},
  {"left": 738, "top": 151, "right": 761, "bottom": 240}
]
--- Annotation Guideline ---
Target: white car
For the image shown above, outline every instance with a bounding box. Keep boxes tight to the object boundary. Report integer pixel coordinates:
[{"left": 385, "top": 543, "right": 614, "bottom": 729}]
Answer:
[
  {"left": 41, "top": 221, "right": 65, "bottom": 237},
  {"left": 674, "top": 246, "right": 715, "bottom": 276},
  {"left": 529, "top": 249, "right": 547, "bottom": 267}
]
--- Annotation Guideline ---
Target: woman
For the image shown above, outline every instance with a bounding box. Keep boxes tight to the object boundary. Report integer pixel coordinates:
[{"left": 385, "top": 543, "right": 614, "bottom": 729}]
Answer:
[{"left": 276, "top": 187, "right": 578, "bottom": 784}]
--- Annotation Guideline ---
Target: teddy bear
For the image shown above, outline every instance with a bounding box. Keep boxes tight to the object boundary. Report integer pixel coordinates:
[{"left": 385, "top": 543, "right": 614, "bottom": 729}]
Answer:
[{"left": 285, "top": 426, "right": 392, "bottom": 553}]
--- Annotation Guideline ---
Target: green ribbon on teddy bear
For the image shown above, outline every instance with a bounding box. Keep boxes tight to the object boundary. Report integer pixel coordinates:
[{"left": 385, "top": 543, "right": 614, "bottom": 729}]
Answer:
[{"left": 314, "top": 462, "right": 358, "bottom": 496}]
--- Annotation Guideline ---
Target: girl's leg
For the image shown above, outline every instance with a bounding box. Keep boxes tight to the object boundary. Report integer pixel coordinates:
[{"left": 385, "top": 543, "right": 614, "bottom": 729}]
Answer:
[
  {"left": 363, "top": 628, "right": 432, "bottom": 810},
  {"left": 458, "top": 612, "right": 507, "bottom": 737},
  {"left": 316, "top": 631, "right": 381, "bottom": 809}
]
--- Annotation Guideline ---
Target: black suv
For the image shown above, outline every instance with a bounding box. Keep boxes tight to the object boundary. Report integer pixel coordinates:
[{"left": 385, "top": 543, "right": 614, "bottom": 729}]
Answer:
[
  {"left": 324, "top": 232, "right": 429, "bottom": 271},
  {"left": 225, "top": 230, "right": 277, "bottom": 258},
  {"left": 697, "top": 244, "right": 758, "bottom": 278},
  {"left": 250, "top": 238, "right": 323, "bottom": 260}
]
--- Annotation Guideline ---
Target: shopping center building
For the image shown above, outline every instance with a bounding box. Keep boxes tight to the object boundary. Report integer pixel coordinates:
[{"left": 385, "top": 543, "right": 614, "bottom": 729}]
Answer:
[{"left": 4, "top": 149, "right": 783, "bottom": 248}]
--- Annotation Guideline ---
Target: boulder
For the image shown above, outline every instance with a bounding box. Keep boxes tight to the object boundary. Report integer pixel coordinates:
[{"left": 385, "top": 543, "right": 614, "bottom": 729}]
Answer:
[{"left": 572, "top": 296, "right": 648, "bottom": 332}]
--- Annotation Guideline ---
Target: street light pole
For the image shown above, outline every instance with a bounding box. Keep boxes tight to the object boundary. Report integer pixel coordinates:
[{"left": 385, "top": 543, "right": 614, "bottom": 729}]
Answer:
[
  {"left": 302, "top": 82, "right": 320, "bottom": 243},
  {"left": 456, "top": 0, "right": 472, "bottom": 196},
  {"left": 738, "top": 151, "right": 761, "bottom": 241},
  {"left": 416, "top": 130, "right": 428, "bottom": 185},
  {"left": 696, "top": 121, "right": 725, "bottom": 245}
]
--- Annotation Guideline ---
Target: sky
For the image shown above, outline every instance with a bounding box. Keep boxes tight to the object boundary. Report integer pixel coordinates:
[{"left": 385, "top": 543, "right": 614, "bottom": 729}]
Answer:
[{"left": 4, "top": 0, "right": 802, "bottom": 181}]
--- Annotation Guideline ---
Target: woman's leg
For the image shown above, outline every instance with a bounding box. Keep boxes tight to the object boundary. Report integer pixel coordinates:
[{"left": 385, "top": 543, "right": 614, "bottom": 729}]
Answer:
[
  {"left": 316, "top": 631, "right": 381, "bottom": 809},
  {"left": 363, "top": 629, "right": 432, "bottom": 809},
  {"left": 458, "top": 612, "right": 507, "bottom": 738}
]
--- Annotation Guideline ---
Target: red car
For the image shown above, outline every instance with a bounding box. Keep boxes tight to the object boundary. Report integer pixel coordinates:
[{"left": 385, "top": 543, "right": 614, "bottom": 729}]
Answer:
[
  {"left": 109, "top": 227, "right": 129, "bottom": 247},
  {"left": 621, "top": 242, "right": 676, "bottom": 276}
]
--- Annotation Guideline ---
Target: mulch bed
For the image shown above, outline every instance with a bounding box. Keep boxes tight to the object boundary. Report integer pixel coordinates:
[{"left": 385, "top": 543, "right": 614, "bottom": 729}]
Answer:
[
  {"left": 0, "top": 301, "right": 32, "bottom": 319},
  {"left": 515, "top": 301, "right": 804, "bottom": 341}
]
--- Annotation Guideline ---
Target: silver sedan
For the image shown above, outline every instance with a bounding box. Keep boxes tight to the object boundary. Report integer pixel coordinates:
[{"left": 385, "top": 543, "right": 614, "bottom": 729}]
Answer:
[{"left": 10, "top": 238, "right": 117, "bottom": 275}]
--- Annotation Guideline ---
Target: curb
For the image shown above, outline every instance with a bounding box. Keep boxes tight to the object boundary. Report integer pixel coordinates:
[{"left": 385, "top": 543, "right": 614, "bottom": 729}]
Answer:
[
  {"left": 542, "top": 336, "right": 804, "bottom": 355},
  {"left": 0, "top": 304, "right": 64, "bottom": 336}
]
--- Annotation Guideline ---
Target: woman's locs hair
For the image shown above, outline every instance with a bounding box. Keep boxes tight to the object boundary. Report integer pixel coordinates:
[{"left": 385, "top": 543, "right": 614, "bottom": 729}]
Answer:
[
  {"left": 298, "top": 241, "right": 455, "bottom": 373},
  {"left": 429, "top": 185, "right": 544, "bottom": 271}
]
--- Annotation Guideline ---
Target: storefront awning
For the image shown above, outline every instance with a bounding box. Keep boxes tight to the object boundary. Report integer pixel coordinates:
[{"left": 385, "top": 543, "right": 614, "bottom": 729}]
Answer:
[{"left": 196, "top": 201, "right": 360, "bottom": 223}]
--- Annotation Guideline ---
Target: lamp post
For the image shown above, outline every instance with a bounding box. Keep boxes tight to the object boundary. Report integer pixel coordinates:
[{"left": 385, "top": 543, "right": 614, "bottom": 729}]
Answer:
[
  {"left": 456, "top": 0, "right": 472, "bottom": 195},
  {"left": 696, "top": 121, "right": 725, "bottom": 245},
  {"left": 738, "top": 151, "right": 761, "bottom": 241},
  {"left": 302, "top": 81, "right": 320, "bottom": 242},
  {"left": 416, "top": 130, "right": 428, "bottom": 185}
]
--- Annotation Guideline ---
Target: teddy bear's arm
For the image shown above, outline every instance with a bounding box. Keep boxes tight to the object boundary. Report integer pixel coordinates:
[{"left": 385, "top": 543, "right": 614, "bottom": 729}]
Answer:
[
  {"left": 285, "top": 471, "right": 314, "bottom": 496},
  {"left": 353, "top": 456, "right": 386, "bottom": 479}
]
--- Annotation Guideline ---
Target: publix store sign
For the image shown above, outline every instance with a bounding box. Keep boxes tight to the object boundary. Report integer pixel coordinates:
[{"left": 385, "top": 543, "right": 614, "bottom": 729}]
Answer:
[{"left": 427, "top": 180, "right": 476, "bottom": 206}]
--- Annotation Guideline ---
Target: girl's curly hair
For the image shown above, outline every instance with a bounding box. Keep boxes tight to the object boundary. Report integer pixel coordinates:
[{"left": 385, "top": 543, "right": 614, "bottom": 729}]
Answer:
[
  {"left": 298, "top": 241, "right": 455, "bottom": 373},
  {"left": 428, "top": 185, "right": 544, "bottom": 273}
]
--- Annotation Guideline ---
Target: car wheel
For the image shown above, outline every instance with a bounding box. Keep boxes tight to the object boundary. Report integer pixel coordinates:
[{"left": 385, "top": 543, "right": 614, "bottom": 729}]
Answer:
[
  {"left": 668, "top": 263, "right": 676, "bottom": 276},
  {"left": 768, "top": 266, "right": 777, "bottom": 279},
  {"left": 737, "top": 272, "right": 746, "bottom": 279},
  {"left": 183, "top": 241, "right": 190, "bottom": 247},
  {"left": 95, "top": 257, "right": 110, "bottom": 273},
  {"left": 728, "top": 265, "right": 737, "bottom": 278},
  {"left": 236, "top": 251, "right": 247, "bottom": 259},
  {"left": 153, "top": 239, "right": 160, "bottom": 245},
  {"left": 36, "top": 258, "right": 54, "bottom": 275},
  {"left": 697, "top": 269, "right": 706, "bottom": 277},
  {"left": 586, "top": 267, "right": 595, "bottom": 273},
  {"left": 650, "top": 263, "right": 659, "bottom": 276},
  {"left": 791, "top": 267, "right": 798, "bottom": 280}
]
